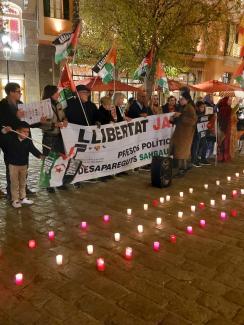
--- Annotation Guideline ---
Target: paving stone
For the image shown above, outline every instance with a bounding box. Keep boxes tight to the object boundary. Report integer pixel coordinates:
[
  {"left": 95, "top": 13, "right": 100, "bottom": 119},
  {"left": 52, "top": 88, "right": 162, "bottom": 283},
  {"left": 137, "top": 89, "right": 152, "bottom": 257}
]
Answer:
[
  {"left": 165, "top": 278, "right": 201, "bottom": 301},
  {"left": 197, "top": 293, "right": 240, "bottom": 320},
  {"left": 224, "top": 289, "right": 244, "bottom": 307},
  {"left": 117, "top": 293, "right": 167, "bottom": 322},
  {"left": 167, "top": 296, "right": 214, "bottom": 324},
  {"left": 233, "top": 308, "right": 244, "bottom": 324},
  {"left": 0, "top": 140, "right": 244, "bottom": 323}
]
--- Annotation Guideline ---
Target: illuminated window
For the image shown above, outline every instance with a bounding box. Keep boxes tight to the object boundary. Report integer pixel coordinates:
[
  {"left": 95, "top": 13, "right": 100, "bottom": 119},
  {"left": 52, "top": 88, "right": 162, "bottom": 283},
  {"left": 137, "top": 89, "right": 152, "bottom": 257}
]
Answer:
[
  {"left": 0, "top": 2, "right": 23, "bottom": 52},
  {"left": 43, "top": 0, "right": 69, "bottom": 20}
]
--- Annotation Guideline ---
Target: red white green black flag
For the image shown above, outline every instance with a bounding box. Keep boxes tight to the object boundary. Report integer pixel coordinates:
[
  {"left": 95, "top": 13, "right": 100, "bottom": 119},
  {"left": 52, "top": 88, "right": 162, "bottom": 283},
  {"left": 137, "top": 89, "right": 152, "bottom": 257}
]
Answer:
[
  {"left": 92, "top": 46, "right": 117, "bottom": 84},
  {"left": 133, "top": 49, "right": 153, "bottom": 80},
  {"left": 155, "top": 60, "right": 169, "bottom": 91}
]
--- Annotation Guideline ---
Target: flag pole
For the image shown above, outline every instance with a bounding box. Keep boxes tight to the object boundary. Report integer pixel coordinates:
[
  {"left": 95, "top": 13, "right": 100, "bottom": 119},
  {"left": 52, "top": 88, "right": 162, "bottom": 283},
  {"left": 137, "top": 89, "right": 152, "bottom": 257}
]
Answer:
[{"left": 3, "top": 126, "right": 51, "bottom": 150}]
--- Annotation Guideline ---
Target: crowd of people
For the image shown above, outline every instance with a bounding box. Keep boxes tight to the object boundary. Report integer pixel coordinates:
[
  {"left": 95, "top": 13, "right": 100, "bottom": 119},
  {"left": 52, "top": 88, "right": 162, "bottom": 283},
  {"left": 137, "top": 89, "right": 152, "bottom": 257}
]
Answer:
[{"left": 0, "top": 82, "right": 241, "bottom": 208}]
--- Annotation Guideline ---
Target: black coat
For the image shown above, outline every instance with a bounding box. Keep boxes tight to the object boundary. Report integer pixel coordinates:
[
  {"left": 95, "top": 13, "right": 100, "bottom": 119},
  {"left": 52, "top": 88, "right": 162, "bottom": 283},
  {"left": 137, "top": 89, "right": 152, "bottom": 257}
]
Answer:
[
  {"left": 2, "top": 133, "right": 42, "bottom": 165},
  {"left": 65, "top": 97, "right": 100, "bottom": 126},
  {"left": 98, "top": 105, "right": 113, "bottom": 125},
  {"left": 127, "top": 101, "right": 153, "bottom": 119},
  {"left": 115, "top": 106, "right": 125, "bottom": 122},
  {"left": 0, "top": 98, "right": 21, "bottom": 131}
]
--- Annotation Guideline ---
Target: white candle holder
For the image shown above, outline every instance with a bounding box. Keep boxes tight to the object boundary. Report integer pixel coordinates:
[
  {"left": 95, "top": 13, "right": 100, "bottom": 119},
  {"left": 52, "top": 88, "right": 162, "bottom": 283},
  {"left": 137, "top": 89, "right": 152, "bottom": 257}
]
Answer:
[
  {"left": 137, "top": 225, "right": 143, "bottom": 233},
  {"left": 190, "top": 205, "right": 196, "bottom": 212},
  {"left": 114, "top": 233, "right": 121, "bottom": 242},
  {"left": 178, "top": 211, "right": 183, "bottom": 218},
  {"left": 166, "top": 195, "right": 171, "bottom": 202},
  {"left": 87, "top": 245, "right": 94, "bottom": 255},
  {"left": 159, "top": 197, "right": 165, "bottom": 204},
  {"left": 189, "top": 188, "right": 193, "bottom": 194},
  {"left": 143, "top": 204, "right": 148, "bottom": 211},
  {"left": 156, "top": 217, "right": 162, "bottom": 225},
  {"left": 127, "top": 208, "right": 132, "bottom": 215}
]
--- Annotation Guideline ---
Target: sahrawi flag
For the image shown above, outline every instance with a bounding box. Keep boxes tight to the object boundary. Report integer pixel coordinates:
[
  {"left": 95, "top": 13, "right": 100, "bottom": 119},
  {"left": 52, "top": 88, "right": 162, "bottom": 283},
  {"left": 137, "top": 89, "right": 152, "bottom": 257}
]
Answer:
[
  {"left": 133, "top": 49, "right": 153, "bottom": 80},
  {"left": 52, "top": 23, "right": 80, "bottom": 64},
  {"left": 156, "top": 60, "right": 169, "bottom": 91},
  {"left": 233, "top": 60, "right": 244, "bottom": 88},
  {"left": 58, "top": 63, "right": 76, "bottom": 108},
  {"left": 92, "top": 46, "right": 117, "bottom": 84}
]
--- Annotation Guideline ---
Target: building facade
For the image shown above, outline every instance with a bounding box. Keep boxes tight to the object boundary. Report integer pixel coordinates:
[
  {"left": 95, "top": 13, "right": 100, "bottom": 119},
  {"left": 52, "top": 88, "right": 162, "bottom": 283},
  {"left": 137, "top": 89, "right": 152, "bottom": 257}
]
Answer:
[
  {"left": 0, "top": 0, "right": 39, "bottom": 102},
  {"left": 38, "top": 0, "right": 73, "bottom": 94}
]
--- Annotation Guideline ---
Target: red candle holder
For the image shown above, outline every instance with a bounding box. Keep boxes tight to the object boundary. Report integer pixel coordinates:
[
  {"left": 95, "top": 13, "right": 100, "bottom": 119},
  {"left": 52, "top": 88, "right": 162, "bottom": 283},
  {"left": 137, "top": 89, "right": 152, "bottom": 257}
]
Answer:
[
  {"left": 125, "top": 247, "right": 133, "bottom": 260},
  {"left": 170, "top": 235, "right": 176, "bottom": 243},
  {"left": 231, "top": 210, "right": 237, "bottom": 217},
  {"left": 28, "top": 240, "right": 36, "bottom": 249},
  {"left": 96, "top": 258, "right": 105, "bottom": 271},
  {"left": 153, "top": 241, "right": 160, "bottom": 252},
  {"left": 199, "top": 202, "right": 205, "bottom": 209}
]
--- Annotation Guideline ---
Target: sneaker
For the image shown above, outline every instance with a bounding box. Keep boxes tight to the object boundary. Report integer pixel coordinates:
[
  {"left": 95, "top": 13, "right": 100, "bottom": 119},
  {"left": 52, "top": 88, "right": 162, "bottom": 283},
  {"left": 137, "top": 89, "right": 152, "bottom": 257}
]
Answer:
[
  {"left": 12, "top": 200, "right": 22, "bottom": 208},
  {"left": 192, "top": 162, "right": 202, "bottom": 168},
  {"left": 20, "top": 198, "right": 33, "bottom": 205},
  {"left": 200, "top": 159, "right": 211, "bottom": 165}
]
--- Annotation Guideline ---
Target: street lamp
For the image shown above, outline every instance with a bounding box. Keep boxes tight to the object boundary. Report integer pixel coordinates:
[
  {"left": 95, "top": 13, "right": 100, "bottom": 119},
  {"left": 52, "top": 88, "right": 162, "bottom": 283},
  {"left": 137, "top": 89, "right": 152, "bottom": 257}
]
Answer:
[
  {"left": 2, "top": 32, "right": 12, "bottom": 83},
  {"left": 3, "top": 42, "right": 12, "bottom": 83}
]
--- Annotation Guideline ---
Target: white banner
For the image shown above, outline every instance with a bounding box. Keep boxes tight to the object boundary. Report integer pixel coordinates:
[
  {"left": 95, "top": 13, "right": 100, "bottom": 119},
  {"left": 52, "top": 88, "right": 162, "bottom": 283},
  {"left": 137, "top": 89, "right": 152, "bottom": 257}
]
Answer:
[
  {"left": 41, "top": 114, "right": 174, "bottom": 187},
  {"left": 19, "top": 99, "right": 53, "bottom": 125}
]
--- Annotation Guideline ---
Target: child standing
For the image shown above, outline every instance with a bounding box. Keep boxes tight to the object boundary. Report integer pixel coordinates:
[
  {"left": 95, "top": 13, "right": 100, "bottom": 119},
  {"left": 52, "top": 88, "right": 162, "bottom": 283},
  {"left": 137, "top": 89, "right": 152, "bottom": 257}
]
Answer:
[
  {"left": 191, "top": 101, "right": 211, "bottom": 167},
  {"left": 2, "top": 121, "right": 43, "bottom": 208}
]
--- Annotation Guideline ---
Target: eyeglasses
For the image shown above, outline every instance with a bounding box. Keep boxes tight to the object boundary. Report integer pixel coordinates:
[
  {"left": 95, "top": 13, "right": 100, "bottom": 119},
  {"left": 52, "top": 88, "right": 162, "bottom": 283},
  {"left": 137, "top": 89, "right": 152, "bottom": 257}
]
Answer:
[{"left": 15, "top": 90, "right": 22, "bottom": 94}]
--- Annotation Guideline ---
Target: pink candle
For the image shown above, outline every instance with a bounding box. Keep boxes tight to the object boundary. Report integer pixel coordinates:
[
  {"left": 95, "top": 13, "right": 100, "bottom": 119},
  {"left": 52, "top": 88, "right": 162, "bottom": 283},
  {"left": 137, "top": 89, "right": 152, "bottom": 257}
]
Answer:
[
  {"left": 103, "top": 215, "right": 110, "bottom": 223},
  {"left": 125, "top": 247, "right": 133, "bottom": 260},
  {"left": 96, "top": 258, "right": 105, "bottom": 271},
  {"left": 187, "top": 226, "right": 193, "bottom": 234},
  {"left": 220, "top": 211, "right": 227, "bottom": 220},
  {"left": 199, "top": 202, "right": 205, "bottom": 209},
  {"left": 15, "top": 273, "right": 23, "bottom": 285},
  {"left": 199, "top": 219, "right": 206, "bottom": 228},
  {"left": 231, "top": 210, "right": 237, "bottom": 217},
  {"left": 153, "top": 241, "right": 160, "bottom": 252},
  {"left": 48, "top": 231, "right": 55, "bottom": 240},
  {"left": 170, "top": 235, "right": 176, "bottom": 243},
  {"left": 28, "top": 240, "right": 36, "bottom": 249},
  {"left": 80, "top": 221, "right": 87, "bottom": 230}
]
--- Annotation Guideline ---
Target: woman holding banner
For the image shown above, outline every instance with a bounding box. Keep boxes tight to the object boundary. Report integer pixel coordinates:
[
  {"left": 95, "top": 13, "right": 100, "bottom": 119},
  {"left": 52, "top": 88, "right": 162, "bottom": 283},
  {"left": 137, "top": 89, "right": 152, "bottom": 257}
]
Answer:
[{"left": 41, "top": 85, "right": 68, "bottom": 193}]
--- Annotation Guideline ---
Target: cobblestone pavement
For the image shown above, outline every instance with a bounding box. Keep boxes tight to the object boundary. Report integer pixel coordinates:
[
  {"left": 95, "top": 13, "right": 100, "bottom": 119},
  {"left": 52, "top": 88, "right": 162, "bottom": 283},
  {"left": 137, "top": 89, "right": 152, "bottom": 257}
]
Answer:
[{"left": 0, "top": 133, "right": 244, "bottom": 324}]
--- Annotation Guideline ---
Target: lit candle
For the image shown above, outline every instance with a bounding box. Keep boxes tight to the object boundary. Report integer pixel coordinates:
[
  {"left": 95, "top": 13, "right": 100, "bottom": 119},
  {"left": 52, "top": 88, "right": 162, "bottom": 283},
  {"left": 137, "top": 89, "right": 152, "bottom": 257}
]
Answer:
[
  {"left": 235, "top": 172, "right": 240, "bottom": 178},
  {"left": 199, "top": 219, "right": 206, "bottom": 228},
  {"left": 241, "top": 189, "right": 244, "bottom": 195},
  {"left": 191, "top": 205, "right": 196, "bottom": 212},
  {"left": 96, "top": 258, "right": 105, "bottom": 271},
  {"left": 166, "top": 195, "right": 171, "bottom": 202},
  {"left": 220, "top": 211, "right": 227, "bottom": 220},
  {"left": 159, "top": 197, "right": 165, "bottom": 204},
  {"left": 15, "top": 273, "right": 23, "bottom": 285},
  {"left": 227, "top": 176, "right": 231, "bottom": 181},
  {"left": 204, "top": 184, "right": 208, "bottom": 189},
  {"left": 170, "top": 235, "right": 176, "bottom": 243},
  {"left": 153, "top": 241, "right": 160, "bottom": 252},
  {"left": 216, "top": 180, "right": 220, "bottom": 186},
  {"left": 199, "top": 202, "right": 205, "bottom": 209},
  {"left": 137, "top": 225, "right": 143, "bottom": 233},
  {"left": 143, "top": 204, "right": 148, "bottom": 211},
  {"left": 114, "top": 232, "right": 121, "bottom": 242},
  {"left": 189, "top": 188, "right": 193, "bottom": 194},
  {"left": 232, "top": 190, "right": 238, "bottom": 198},
  {"left": 125, "top": 247, "right": 133, "bottom": 260},
  {"left": 28, "top": 240, "right": 36, "bottom": 249},
  {"left": 80, "top": 221, "right": 87, "bottom": 230},
  {"left": 231, "top": 210, "right": 237, "bottom": 217},
  {"left": 187, "top": 226, "right": 193, "bottom": 234},
  {"left": 210, "top": 199, "right": 215, "bottom": 206},
  {"left": 178, "top": 211, "right": 183, "bottom": 218},
  {"left": 48, "top": 231, "right": 55, "bottom": 240},
  {"left": 221, "top": 194, "right": 226, "bottom": 201},
  {"left": 87, "top": 245, "right": 93, "bottom": 255},
  {"left": 56, "top": 254, "right": 63, "bottom": 265},
  {"left": 156, "top": 217, "right": 162, "bottom": 225},
  {"left": 103, "top": 215, "right": 110, "bottom": 222},
  {"left": 127, "top": 208, "right": 132, "bottom": 215},
  {"left": 179, "top": 192, "right": 184, "bottom": 198}
]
